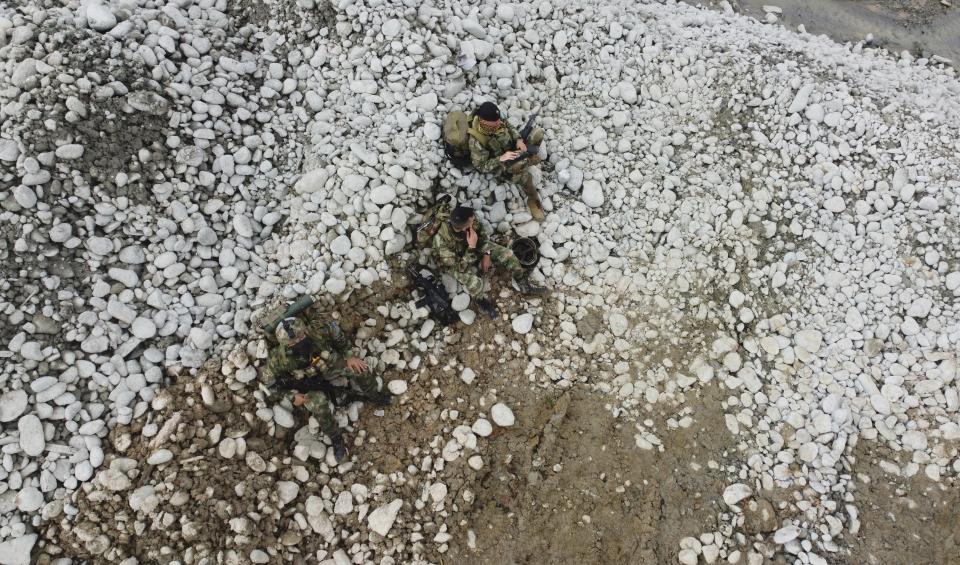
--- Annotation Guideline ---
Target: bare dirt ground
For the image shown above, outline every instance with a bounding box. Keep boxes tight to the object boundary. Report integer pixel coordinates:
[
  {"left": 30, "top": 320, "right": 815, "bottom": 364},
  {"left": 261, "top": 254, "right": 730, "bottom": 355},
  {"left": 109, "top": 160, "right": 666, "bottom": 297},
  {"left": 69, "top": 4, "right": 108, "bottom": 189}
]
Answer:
[
  {"left": 443, "top": 386, "right": 734, "bottom": 565},
  {"left": 845, "top": 441, "right": 960, "bottom": 565},
  {"left": 694, "top": 0, "right": 960, "bottom": 62}
]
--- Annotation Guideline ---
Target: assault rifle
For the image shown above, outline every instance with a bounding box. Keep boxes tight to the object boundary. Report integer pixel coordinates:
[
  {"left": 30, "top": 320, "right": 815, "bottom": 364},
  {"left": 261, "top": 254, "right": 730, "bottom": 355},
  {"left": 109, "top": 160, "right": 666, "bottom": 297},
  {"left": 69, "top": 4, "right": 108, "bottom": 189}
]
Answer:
[
  {"left": 518, "top": 109, "right": 539, "bottom": 139},
  {"left": 406, "top": 263, "right": 459, "bottom": 326},
  {"left": 503, "top": 110, "right": 540, "bottom": 167}
]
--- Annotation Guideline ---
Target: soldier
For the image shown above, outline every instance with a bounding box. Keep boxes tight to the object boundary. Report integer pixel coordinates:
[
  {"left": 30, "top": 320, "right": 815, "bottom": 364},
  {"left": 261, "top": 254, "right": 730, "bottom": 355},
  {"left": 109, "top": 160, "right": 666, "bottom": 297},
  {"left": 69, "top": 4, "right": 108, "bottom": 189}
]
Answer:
[
  {"left": 261, "top": 316, "right": 391, "bottom": 461},
  {"left": 468, "top": 101, "right": 547, "bottom": 221},
  {"left": 432, "top": 205, "right": 546, "bottom": 319}
]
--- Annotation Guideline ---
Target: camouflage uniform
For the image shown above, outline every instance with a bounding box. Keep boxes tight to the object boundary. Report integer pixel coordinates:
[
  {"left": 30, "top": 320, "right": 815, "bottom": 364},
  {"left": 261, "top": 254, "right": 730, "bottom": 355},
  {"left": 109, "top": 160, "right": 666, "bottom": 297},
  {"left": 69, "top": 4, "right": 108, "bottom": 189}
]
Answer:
[
  {"left": 468, "top": 115, "right": 545, "bottom": 201},
  {"left": 260, "top": 319, "right": 380, "bottom": 439},
  {"left": 431, "top": 219, "right": 525, "bottom": 298}
]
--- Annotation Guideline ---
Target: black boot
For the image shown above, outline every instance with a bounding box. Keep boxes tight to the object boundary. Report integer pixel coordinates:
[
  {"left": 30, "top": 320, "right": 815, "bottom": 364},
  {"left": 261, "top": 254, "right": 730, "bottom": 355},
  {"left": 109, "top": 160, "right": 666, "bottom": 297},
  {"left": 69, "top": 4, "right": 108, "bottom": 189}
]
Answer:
[
  {"left": 368, "top": 391, "right": 393, "bottom": 406},
  {"left": 514, "top": 277, "right": 548, "bottom": 297},
  {"left": 331, "top": 434, "right": 347, "bottom": 462},
  {"left": 476, "top": 298, "right": 498, "bottom": 319}
]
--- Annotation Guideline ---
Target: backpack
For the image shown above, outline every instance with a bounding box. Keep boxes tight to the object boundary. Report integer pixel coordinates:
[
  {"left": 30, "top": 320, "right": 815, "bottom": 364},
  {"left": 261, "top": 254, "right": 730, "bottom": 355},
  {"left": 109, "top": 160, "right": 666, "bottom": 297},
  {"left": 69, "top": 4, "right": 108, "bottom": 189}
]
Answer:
[
  {"left": 411, "top": 193, "right": 453, "bottom": 247},
  {"left": 442, "top": 110, "right": 486, "bottom": 169}
]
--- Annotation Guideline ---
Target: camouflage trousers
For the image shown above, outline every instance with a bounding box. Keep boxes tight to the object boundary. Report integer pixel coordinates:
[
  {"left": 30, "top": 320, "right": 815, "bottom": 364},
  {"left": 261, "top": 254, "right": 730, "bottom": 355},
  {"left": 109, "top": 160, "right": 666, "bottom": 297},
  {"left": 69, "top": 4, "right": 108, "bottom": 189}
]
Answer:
[
  {"left": 503, "top": 127, "right": 545, "bottom": 200},
  {"left": 450, "top": 242, "right": 526, "bottom": 299},
  {"left": 302, "top": 366, "right": 380, "bottom": 439}
]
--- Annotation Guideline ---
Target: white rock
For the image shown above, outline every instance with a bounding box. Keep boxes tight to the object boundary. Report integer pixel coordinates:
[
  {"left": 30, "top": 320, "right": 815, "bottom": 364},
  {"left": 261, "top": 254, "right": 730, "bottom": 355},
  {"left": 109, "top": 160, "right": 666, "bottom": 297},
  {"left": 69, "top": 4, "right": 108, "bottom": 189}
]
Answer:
[
  {"left": 382, "top": 18, "right": 402, "bottom": 38},
  {"left": 901, "top": 430, "right": 928, "bottom": 451},
  {"left": 334, "top": 491, "right": 354, "bottom": 515},
  {"left": 787, "top": 84, "right": 814, "bottom": 113},
  {"left": 277, "top": 481, "right": 299, "bottom": 506},
  {"left": 581, "top": 180, "right": 605, "bottom": 208},
  {"left": 491, "top": 403, "right": 515, "bottom": 427},
  {"left": 460, "top": 367, "right": 476, "bottom": 385},
  {"left": 512, "top": 313, "right": 534, "bottom": 334},
  {"left": 294, "top": 169, "right": 328, "bottom": 194},
  {"left": 233, "top": 214, "right": 254, "bottom": 238},
  {"left": 131, "top": 318, "right": 157, "bottom": 339},
  {"left": 0, "top": 534, "right": 36, "bottom": 565},
  {"left": 86, "top": 2, "right": 117, "bottom": 32},
  {"left": 273, "top": 406, "right": 295, "bottom": 428},
  {"left": 722, "top": 483, "right": 752, "bottom": 505},
  {"left": 412, "top": 92, "right": 438, "bottom": 112},
  {"left": 946, "top": 272, "right": 960, "bottom": 291},
  {"left": 147, "top": 449, "right": 173, "bottom": 465},
  {"left": 18, "top": 414, "right": 45, "bottom": 456},
  {"left": 13, "top": 185, "right": 37, "bottom": 208},
  {"left": 0, "top": 139, "right": 20, "bottom": 162},
  {"left": 461, "top": 18, "right": 485, "bottom": 39},
  {"left": 428, "top": 482, "right": 448, "bottom": 503},
  {"left": 823, "top": 196, "right": 845, "bottom": 212},
  {"left": 330, "top": 235, "right": 351, "bottom": 256},
  {"left": 0, "top": 390, "right": 28, "bottom": 422},
  {"left": 387, "top": 380, "right": 408, "bottom": 395},
  {"left": 451, "top": 294, "right": 470, "bottom": 311},
  {"left": 86, "top": 236, "right": 113, "bottom": 256},
  {"left": 367, "top": 499, "right": 403, "bottom": 536},
  {"left": 901, "top": 317, "right": 921, "bottom": 336},
  {"left": 608, "top": 313, "right": 629, "bottom": 337},
  {"left": 472, "top": 418, "right": 493, "bottom": 437},
  {"left": 189, "top": 328, "right": 214, "bottom": 350},
  {"left": 55, "top": 144, "right": 84, "bottom": 159},
  {"left": 729, "top": 290, "right": 746, "bottom": 307},
  {"left": 370, "top": 185, "right": 396, "bottom": 205},
  {"left": 906, "top": 297, "right": 933, "bottom": 318},
  {"left": 795, "top": 330, "right": 822, "bottom": 353},
  {"left": 15, "top": 486, "right": 43, "bottom": 512},
  {"left": 773, "top": 525, "right": 801, "bottom": 544}
]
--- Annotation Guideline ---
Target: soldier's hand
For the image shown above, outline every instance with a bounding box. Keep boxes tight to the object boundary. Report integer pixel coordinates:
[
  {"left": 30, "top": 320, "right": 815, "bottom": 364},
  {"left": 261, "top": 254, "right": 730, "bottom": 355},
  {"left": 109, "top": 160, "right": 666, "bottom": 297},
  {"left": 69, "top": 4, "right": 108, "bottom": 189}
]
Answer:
[
  {"left": 499, "top": 151, "right": 521, "bottom": 162},
  {"left": 345, "top": 356, "right": 368, "bottom": 374},
  {"left": 516, "top": 138, "right": 527, "bottom": 152},
  {"left": 293, "top": 393, "right": 307, "bottom": 407},
  {"left": 465, "top": 227, "right": 479, "bottom": 249},
  {"left": 481, "top": 254, "right": 492, "bottom": 273}
]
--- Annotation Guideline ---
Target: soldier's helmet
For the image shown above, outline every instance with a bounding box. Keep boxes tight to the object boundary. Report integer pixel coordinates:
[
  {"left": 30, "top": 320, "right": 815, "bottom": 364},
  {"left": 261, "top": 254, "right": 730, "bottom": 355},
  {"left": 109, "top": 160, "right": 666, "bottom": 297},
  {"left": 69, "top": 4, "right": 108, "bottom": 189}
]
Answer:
[{"left": 276, "top": 317, "right": 308, "bottom": 347}]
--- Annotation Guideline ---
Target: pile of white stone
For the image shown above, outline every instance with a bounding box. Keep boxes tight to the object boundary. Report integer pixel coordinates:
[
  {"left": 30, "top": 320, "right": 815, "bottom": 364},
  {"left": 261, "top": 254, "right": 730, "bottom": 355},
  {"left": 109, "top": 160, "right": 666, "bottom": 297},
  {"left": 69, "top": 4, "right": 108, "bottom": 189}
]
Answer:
[
  {"left": 1, "top": 0, "right": 959, "bottom": 562},
  {"left": 0, "top": 0, "right": 315, "bottom": 555}
]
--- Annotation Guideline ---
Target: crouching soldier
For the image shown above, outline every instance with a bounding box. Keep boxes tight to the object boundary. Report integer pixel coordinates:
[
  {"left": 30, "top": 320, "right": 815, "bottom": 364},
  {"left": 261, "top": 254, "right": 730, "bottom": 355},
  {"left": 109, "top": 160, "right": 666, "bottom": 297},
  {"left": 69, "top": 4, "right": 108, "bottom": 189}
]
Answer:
[
  {"left": 261, "top": 316, "right": 392, "bottom": 461},
  {"left": 468, "top": 101, "right": 547, "bottom": 221},
  {"left": 432, "top": 205, "right": 546, "bottom": 319}
]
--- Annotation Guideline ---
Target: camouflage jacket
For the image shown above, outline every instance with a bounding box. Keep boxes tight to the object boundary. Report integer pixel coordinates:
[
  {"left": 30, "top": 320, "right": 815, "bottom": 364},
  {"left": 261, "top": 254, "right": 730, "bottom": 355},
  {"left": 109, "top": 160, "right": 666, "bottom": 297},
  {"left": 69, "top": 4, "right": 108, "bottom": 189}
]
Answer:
[
  {"left": 468, "top": 116, "right": 520, "bottom": 176},
  {"left": 260, "top": 319, "right": 352, "bottom": 387},
  {"left": 431, "top": 220, "right": 493, "bottom": 274}
]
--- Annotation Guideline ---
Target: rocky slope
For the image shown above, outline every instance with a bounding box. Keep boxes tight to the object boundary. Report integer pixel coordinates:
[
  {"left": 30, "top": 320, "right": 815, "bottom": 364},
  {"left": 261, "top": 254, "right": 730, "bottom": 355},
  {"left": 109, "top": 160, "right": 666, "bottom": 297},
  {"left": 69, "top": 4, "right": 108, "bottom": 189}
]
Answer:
[{"left": 0, "top": 0, "right": 958, "bottom": 563}]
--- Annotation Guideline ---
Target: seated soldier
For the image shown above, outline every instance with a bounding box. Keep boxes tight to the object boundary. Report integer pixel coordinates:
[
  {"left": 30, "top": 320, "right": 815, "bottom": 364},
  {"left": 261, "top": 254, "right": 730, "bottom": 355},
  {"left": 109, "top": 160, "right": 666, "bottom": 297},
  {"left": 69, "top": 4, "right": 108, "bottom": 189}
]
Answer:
[
  {"left": 432, "top": 205, "right": 546, "bottom": 319},
  {"left": 468, "top": 101, "right": 547, "bottom": 221},
  {"left": 260, "top": 316, "right": 391, "bottom": 461}
]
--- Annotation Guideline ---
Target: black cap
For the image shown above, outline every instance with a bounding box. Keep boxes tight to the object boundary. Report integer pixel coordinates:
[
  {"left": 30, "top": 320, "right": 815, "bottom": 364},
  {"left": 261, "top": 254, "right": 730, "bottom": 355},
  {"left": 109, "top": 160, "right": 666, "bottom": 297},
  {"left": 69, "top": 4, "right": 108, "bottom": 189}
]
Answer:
[
  {"left": 476, "top": 101, "right": 500, "bottom": 121},
  {"left": 450, "top": 206, "right": 475, "bottom": 228}
]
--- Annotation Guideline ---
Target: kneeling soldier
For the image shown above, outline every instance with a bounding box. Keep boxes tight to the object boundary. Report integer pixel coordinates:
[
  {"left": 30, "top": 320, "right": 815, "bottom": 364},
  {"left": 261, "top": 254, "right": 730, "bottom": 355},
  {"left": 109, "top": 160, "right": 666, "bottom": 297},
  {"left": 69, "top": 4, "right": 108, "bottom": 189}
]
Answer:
[
  {"left": 432, "top": 205, "right": 546, "bottom": 319},
  {"left": 261, "top": 316, "right": 391, "bottom": 461}
]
